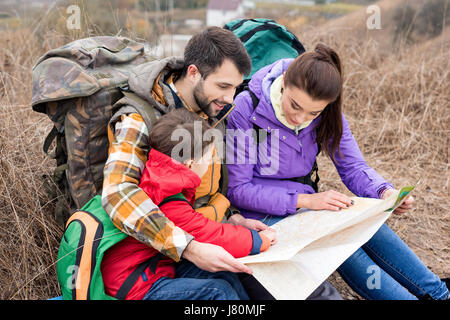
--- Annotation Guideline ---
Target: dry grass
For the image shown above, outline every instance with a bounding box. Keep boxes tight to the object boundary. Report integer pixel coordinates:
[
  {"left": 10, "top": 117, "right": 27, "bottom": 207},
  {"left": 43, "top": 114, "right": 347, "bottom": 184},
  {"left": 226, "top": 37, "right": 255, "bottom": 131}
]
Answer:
[
  {"left": 0, "top": 2, "right": 449, "bottom": 300},
  {"left": 0, "top": 28, "right": 66, "bottom": 300}
]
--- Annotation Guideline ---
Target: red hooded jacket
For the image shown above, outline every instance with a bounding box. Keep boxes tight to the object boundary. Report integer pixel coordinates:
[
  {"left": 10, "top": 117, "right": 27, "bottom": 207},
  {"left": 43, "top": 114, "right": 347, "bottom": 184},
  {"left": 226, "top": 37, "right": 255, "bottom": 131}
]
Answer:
[{"left": 101, "top": 149, "right": 265, "bottom": 300}]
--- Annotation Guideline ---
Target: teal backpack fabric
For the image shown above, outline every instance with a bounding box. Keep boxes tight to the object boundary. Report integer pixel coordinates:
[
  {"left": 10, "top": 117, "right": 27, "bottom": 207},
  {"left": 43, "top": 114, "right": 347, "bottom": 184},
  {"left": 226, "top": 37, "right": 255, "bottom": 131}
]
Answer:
[{"left": 224, "top": 18, "right": 305, "bottom": 80}]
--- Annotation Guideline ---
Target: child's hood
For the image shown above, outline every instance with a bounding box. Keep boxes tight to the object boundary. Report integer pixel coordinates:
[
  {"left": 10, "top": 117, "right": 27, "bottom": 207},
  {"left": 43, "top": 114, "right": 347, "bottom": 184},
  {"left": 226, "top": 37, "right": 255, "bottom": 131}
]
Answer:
[{"left": 139, "top": 149, "right": 201, "bottom": 205}]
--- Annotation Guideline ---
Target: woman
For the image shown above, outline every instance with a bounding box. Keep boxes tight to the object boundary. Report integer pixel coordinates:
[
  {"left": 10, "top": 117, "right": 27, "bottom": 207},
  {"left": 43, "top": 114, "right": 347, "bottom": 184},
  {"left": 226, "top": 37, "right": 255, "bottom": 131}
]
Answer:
[{"left": 226, "top": 43, "right": 449, "bottom": 300}]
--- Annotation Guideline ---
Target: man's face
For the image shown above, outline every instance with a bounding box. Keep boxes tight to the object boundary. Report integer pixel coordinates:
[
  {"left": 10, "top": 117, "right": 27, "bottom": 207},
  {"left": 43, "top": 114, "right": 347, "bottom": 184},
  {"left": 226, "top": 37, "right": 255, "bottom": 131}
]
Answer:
[{"left": 193, "top": 59, "right": 244, "bottom": 118}]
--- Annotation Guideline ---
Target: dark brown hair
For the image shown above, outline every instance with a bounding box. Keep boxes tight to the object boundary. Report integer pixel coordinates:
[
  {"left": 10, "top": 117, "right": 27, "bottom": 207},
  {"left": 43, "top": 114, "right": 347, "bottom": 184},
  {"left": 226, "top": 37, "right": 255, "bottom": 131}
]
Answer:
[
  {"left": 284, "top": 43, "right": 343, "bottom": 160},
  {"left": 182, "top": 27, "right": 252, "bottom": 79},
  {"left": 149, "top": 108, "right": 214, "bottom": 162}
]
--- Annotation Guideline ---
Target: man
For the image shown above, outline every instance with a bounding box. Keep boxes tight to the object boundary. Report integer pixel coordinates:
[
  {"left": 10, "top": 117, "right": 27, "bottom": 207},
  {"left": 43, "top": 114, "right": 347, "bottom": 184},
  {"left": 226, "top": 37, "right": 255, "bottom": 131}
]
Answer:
[{"left": 102, "top": 26, "right": 341, "bottom": 300}]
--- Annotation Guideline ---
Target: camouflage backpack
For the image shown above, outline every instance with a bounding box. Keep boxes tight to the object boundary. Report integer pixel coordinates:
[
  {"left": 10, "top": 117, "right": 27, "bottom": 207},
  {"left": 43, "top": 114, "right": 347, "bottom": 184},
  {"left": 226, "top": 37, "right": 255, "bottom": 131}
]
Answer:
[{"left": 31, "top": 36, "right": 158, "bottom": 226}]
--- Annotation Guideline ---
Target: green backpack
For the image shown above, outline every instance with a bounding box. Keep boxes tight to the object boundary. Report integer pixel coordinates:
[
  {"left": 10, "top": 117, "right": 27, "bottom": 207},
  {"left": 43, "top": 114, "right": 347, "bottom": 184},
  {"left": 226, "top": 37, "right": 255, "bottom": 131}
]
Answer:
[
  {"left": 224, "top": 18, "right": 305, "bottom": 80},
  {"left": 31, "top": 36, "right": 158, "bottom": 226},
  {"left": 57, "top": 193, "right": 189, "bottom": 300}
]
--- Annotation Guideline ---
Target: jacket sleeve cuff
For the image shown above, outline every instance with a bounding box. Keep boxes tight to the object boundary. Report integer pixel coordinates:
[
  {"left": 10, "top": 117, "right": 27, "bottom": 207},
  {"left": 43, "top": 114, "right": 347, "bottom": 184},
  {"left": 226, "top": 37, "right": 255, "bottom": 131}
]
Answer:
[
  {"left": 258, "top": 233, "right": 271, "bottom": 252},
  {"left": 377, "top": 185, "right": 395, "bottom": 199},
  {"left": 249, "top": 229, "right": 263, "bottom": 255},
  {"left": 176, "top": 233, "right": 196, "bottom": 262},
  {"left": 286, "top": 190, "right": 299, "bottom": 214}
]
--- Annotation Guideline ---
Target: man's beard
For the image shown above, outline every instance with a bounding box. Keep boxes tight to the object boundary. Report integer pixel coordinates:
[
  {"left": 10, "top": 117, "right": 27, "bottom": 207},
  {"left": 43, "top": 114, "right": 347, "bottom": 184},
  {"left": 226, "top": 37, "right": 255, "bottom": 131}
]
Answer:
[{"left": 193, "top": 81, "right": 226, "bottom": 118}]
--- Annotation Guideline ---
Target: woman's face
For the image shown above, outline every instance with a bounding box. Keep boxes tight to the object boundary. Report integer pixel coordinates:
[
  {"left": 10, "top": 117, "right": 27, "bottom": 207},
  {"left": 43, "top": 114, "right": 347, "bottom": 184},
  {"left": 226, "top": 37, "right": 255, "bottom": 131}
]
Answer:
[{"left": 281, "top": 80, "right": 330, "bottom": 127}]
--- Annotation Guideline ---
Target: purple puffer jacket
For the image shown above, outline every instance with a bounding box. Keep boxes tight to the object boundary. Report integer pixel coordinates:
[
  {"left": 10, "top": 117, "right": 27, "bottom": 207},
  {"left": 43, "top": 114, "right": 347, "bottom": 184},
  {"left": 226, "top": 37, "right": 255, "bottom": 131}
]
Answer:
[{"left": 226, "top": 58, "right": 393, "bottom": 220}]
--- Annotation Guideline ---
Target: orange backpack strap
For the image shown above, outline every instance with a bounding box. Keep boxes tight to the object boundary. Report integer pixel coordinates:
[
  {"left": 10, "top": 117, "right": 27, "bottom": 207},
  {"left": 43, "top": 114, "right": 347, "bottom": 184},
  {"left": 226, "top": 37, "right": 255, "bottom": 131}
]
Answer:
[{"left": 65, "top": 211, "right": 103, "bottom": 300}]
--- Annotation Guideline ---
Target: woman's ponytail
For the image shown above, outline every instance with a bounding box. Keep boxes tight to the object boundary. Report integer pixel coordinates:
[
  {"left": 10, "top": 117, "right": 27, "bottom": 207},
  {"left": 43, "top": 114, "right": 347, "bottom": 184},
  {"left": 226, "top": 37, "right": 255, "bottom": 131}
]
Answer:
[
  {"left": 314, "top": 43, "right": 342, "bottom": 76},
  {"left": 284, "top": 43, "right": 344, "bottom": 161}
]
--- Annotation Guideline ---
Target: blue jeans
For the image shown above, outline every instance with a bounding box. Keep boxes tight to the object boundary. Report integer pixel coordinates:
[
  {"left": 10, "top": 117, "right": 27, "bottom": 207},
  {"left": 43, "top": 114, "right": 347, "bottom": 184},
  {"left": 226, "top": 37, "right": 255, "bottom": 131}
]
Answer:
[
  {"left": 337, "top": 223, "right": 449, "bottom": 300},
  {"left": 260, "top": 215, "right": 449, "bottom": 300},
  {"left": 143, "top": 260, "right": 249, "bottom": 300}
]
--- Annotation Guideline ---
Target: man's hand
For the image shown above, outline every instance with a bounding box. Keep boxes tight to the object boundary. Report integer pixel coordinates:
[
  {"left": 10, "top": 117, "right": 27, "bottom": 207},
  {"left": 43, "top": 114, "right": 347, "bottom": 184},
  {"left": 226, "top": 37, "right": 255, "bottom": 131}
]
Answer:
[
  {"left": 382, "top": 188, "right": 415, "bottom": 215},
  {"left": 181, "top": 240, "right": 253, "bottom": 274},
  {"left": 228, "top": 213, "right": 269, "bottom": 231}
]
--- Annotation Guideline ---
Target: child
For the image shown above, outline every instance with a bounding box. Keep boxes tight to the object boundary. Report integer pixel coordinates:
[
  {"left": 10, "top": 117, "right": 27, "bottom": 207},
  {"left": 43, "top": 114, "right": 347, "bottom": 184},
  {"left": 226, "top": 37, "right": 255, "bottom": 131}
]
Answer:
[{"left": 101, "top": 108, "right": 276, "bottom": 300}]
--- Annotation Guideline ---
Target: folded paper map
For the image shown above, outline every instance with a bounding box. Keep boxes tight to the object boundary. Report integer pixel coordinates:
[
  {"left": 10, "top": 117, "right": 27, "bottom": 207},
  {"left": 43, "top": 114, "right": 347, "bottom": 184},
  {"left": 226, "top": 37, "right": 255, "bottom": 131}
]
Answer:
[{"left": 237, "top": 186, "right": 415, "bottom": 300}]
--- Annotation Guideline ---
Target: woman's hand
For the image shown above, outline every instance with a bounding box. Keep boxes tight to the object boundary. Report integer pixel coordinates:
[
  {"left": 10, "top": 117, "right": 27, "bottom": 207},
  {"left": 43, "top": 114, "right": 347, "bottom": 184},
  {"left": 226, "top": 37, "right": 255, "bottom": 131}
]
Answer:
[
  {"left": 297, "top": 190, "right": 353, "bottom": 211},
  {"left": 381, "top": 188, "right": 415, "bottom": 215},
  {"left": 228, "top": 213, "right": 269, "bottom": 231}
]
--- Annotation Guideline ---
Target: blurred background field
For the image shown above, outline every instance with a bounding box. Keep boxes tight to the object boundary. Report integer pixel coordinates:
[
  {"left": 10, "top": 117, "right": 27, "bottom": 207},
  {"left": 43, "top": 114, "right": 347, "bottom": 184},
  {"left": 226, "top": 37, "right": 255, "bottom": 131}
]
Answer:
[{"left": 0, "top": 0, "right": 448, "bottom": 300}]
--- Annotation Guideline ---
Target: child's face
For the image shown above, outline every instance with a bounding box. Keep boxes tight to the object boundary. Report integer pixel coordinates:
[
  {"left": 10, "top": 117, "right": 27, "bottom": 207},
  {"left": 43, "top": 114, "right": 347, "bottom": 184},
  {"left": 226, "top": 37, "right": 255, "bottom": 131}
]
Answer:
[{"left": 185, "top": 144, "right": 214, "bottom": 178}]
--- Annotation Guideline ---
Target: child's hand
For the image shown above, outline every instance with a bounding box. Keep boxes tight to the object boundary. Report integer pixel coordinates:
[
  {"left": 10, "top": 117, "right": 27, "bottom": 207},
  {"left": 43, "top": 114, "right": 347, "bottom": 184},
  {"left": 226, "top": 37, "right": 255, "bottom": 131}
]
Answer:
[
  {"left": 259, "top": 228, "right": 277, "bottom": 246},
  {"left": 241, "top": 218, "right": 270, "bottom": 232},
  {"left": 228, "top": 214, "right": 269, "bottom": 231}
]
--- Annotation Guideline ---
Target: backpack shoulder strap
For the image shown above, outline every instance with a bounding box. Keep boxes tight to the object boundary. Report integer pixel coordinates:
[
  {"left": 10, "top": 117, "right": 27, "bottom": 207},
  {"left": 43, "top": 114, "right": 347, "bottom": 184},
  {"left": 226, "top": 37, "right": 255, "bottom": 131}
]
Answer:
[
  {"left": 248, "top": 90, "right": 260, "bottom": 112},
  {"left": 242, "top": 84, "right": 260, "bottom": 111},
  {"left": 243, "top": 85, "right": 262, "bottom": 145},
  {"left": 120, "top": 90, "right": 158, "bottom": 131},
  {"left": 115, "top": 252, "right": 164, "bottom": 300}
]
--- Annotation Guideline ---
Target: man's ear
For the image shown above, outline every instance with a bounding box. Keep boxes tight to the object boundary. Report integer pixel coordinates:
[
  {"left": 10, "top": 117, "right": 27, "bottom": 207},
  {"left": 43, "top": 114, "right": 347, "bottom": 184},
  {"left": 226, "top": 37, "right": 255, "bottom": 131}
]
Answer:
[{"left": 186, "top": 64, "right": 202, "bottom": 84}]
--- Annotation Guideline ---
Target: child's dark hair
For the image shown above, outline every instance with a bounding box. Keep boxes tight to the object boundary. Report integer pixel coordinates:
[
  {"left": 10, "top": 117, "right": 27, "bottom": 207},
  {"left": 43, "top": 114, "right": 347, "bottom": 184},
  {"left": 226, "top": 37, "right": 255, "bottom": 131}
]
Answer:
[
  {"left": 149, "top": 108, "right": 214, "bottom": 162},
  {"left": 284, "top": 43, "right": 343, "bottom": 160}
]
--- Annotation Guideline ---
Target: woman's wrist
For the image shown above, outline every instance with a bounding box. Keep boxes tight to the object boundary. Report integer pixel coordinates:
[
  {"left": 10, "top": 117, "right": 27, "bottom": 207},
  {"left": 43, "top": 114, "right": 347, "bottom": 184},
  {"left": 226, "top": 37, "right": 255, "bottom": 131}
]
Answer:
[
  {"left": 380, "top": 187, "right": 396, "bottom": 200},
  {"left": 296, "top": 193, "right": 310, "bottom": 209}
]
